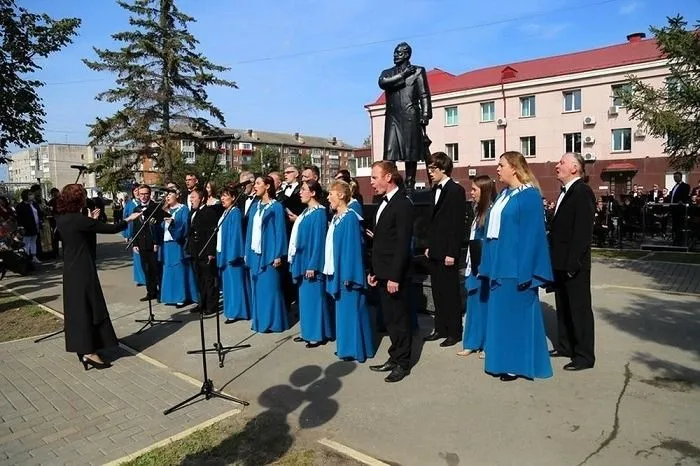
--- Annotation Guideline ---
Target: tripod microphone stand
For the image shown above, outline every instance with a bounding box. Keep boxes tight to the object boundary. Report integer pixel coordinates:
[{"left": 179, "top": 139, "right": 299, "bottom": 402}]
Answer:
[
  {"left": 186, "top": 191, "right": 250, "bottom": 368},
  {"left": 35, "top": 166, "right": 92, "bottom": 344},
  {"left": 127, "top": 196, "right": 182, "bottom": 334},
  {"left": 165, "top": 194, "right": 250, "bottom": 415}
]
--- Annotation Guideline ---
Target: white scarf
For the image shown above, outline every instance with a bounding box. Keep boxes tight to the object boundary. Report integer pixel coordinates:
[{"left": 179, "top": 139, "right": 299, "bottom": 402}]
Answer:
[
  {"left": 288, "top": 205, "right": 323, "bottom": 264},
  {"left": 216, "top": 207, "right": 233, "bottom": 253},
  {"left": 464, "top": 218, "right": 478, "bottom": 276},
  {"left": 486, "top": 184, "right": 532, "bottom": 239},
  {"left": 251, "top": 200, "right": 275, "bottom": 255},
  {"left": 163, "top": 204, "right": 183, "bottom": 242}
]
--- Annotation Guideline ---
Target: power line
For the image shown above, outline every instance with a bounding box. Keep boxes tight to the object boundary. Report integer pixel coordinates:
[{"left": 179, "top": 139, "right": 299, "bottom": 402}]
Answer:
[{"left": 43, "top": 0, "right": 626, "bottom": 86}]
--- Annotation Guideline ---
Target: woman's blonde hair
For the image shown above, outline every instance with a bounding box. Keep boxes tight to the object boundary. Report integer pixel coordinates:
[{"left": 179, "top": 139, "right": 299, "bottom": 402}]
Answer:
[
  {"left": 329, "top": 180, "right": 351, "bottom": 204},
  {"left": 500, "top": 151, "right": 541, "bottom": 192}
]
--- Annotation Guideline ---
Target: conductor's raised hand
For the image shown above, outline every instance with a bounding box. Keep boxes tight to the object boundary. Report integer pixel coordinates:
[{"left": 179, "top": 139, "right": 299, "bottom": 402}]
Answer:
[
  {"left": 272, "top": 258, "right": 282, "bottom": 268},
  {"left": 90, "top": 208, "right": 101, "bottom": 219},
  {"left": 367, "top": 274, "right": 377, "bottom": 287},
  {"left": 125, "top": 212, "right": 141, "bottom": 222}
]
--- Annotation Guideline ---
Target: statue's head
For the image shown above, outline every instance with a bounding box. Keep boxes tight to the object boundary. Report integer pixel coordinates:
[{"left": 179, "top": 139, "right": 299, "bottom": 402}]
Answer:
[{"left": 393, "top": 42, "right": 412, "bottom": 65}]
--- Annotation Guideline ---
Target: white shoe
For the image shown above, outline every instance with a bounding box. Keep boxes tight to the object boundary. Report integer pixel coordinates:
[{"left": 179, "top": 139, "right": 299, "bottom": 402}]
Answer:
[{"left": 32, "top": 257, "right": 42, "bottom": 265}]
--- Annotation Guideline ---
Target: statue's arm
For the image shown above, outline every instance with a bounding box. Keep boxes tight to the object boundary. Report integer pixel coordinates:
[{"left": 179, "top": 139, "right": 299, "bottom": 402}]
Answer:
[
  {"left": 378, "top": 67, "right": 411, "bottom": 90},
  {"left": 416, "top": 67, "right": 433, "bottom": 123}
]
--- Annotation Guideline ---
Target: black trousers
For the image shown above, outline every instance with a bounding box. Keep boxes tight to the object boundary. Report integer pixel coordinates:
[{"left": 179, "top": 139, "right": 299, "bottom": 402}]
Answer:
[
  {"left": 553, "top": 269, "right": 595, "bottom": 367},
  {"left": 378, "top": 278, "right": 412, "bottom": 370},
  {"left": 429, "top": 260, "right": 462, "bottom": 339},
  {"left": 194, "top": 260, "right": 219, "bottom": 314},
  {"left": 670, "top": 205, "right": 686, "bottom": 245},
  {"left": 139, "top": 248, "right": 160, "bottom": 298}
]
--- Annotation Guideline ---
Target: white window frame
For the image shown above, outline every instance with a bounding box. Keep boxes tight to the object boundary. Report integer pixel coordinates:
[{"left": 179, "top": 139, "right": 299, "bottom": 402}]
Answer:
[
  {"left": 563, "top": 90, "right": 581, "bottom": 112},
  {"left": 480, "top": 101, "right": 495, "bottom": 122},
  {"left": 520, "top": 96, "right": 535, "bottom": 118},
  {"left": 564, "top": 132, "right": 582, "bottom": 154},
  {"left": 612, "top": 128, "right": 632, "bottom": 152},
  {"left": 445, "top": 106, "right": 458, "bottom": 126},
  {"left": 480, "top": 139, "right": 496, "bottom": 160},
  {"left": 612, "top": 83, "right": 632, "bottom": 108},
  {"left": 520, "top": 136, "right": 536, "bottom": 157},
  {"left": 446, "top": 143, "right": 459, "bottom": 162}
]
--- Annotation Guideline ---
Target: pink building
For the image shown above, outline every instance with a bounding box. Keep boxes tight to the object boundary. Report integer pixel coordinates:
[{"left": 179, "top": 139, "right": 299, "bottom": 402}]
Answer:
[{"left": 362, "top": 33, "right": 699, "bottom": 203}]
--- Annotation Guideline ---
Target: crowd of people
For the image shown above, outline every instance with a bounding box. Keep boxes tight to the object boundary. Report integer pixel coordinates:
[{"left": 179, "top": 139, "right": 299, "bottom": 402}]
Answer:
[{"left": 55, "top": 149, "right": 602, "bottom": 384}]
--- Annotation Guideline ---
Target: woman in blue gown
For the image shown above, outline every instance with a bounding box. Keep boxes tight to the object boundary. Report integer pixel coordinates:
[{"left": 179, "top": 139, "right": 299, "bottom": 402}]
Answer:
[
  {"left": 324, "top": 180, "right": 375, "bottom": 363},
  {"left": 480, "top": 151, "right": 554, "bottom": 382},
  {"left": 457, "top": 175, "right": 496, "bottom": 359},
  {"left": 245, "top": 176, "right": 289, "bottom": 333},
  {"left": 217, "top": 185, "right": 249, "bottom": 322},
  {"left": 288, "top": 180, "right": 333, "bottom": 347},
  {"left": 159, "top": 191, "right": 198, "bottom": 305},
  {"left": 123, "top": 187, "right": 146, "bottom": 286}
]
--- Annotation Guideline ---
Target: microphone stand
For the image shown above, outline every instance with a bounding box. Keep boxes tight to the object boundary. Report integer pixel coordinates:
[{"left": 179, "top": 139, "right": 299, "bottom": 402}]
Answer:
[
  {"left": 127, "top": 197, "right": 182, "bottom": 334},
  {"left": 186, "top": 189, "right": 250, "bottom": 368},
  {"left": 165, "top": 190, "right": 249, "bottom": 415}
]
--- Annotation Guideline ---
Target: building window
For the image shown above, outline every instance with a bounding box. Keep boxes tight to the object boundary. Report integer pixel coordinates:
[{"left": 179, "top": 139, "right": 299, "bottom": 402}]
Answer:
[
  {"left": 612, "top": 83, "right": 632, "bottom": 107},
  {"left": 445, "top": 106, "right": 458, "bottom": 126},
  {"left": 238, "top": 142, "right": 252, "bottom": 151},
  {"left": 183, "top": 151, "right": 195, "bottom": 163},
  {"left": 481, "top": 140, "right": 496, "bottom": 160},
  {"left": 446, "top": 143, "right": 459, "bottom": 162},
  {"left": 520, "top": 136, "right": 536, "bottom": 157},
  {"left": 612, "top": 128, "right": 632, "bottom": 152},
  {"left": 563, "top": 90, "right": 581, "bottom": 112},
  {"left": 480, "top": 101, "right": 495, "bottom": 122},
  {"left": 520, "top": 96, "right": 535, "bottom": 117},
  {"left": 564, "top": 132, "right": 582, "bottom": 153}
]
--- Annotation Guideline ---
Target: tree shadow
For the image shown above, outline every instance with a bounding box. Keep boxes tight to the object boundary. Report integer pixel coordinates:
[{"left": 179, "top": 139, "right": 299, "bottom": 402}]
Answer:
[
  {"left": 597, "top": 292, "right": 700, "bottom": 357},
  {"left": 0, "top": 294, "right": 60, "bottom": 313},
  {"left": 631, "top": 352, "right": 700, "bottom": 390},
  {"left": 593, "top": 256, "right": 700, "bottom": 294},
  {"left": 540, "top": 300, "right": 558, "bottom": 346},
  {"left": 180, "top": 361, "right": 356, "bottom": 465}
]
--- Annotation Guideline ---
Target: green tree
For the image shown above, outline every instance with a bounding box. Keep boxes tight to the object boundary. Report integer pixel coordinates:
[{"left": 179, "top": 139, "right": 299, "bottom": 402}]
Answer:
[
  {"left": 244, "top": 146, "right": 281, "bottom": 174},
  {"left": 0, "top": 1, "right": 80, "bottom": 160},
  {"left": 170, "top": 141, "right": 238, "bottom": 190},
  {"left": 83, "top": 0, "right": 237, "bottom": 183},
  {"left": 362, "top": 135, "right": 371, "bottom": 148},
  {"left": 620, "top": 15, "right": 700, "bottom": 170}
]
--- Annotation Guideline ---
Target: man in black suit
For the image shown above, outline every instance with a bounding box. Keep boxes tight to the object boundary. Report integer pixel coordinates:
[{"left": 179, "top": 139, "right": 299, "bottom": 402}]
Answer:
[
  {"left": 548, "top": 153, "right": 596, "bottom": 371},
  {"left": 132, "top": 185, "right": 163, "bottom": 302},
  {"left": 367, "top": 161, "right": 414, "bottom": 383},
  {"left": 183, "top": 172, "right": 200, "bottom": 208},
  {"left": 648, "top": 184, "right": 664, "bottom": 203},
  {"left": 668, "top": 171, "right": 691, "bottom": 246},
  {"left": 235, "top": 171, "right": 257, "bottom": 234},
  {"left": 187, "top": 188, "right": 220, "bottom": 316},
  {"left": 423, "top": 152, "right": 466, "bottom": 347},
  {"left": 281, "top": 166, "right": 304, "bottom": 225}
]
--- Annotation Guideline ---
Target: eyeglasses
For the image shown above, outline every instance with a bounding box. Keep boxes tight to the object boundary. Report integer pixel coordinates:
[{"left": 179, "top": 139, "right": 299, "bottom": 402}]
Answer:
[
  {"left": 428, "top": 166, "right": 439, "bottom": 171},
  {"left": 284, "top": 171, "right": 295, "bottom": 174}
]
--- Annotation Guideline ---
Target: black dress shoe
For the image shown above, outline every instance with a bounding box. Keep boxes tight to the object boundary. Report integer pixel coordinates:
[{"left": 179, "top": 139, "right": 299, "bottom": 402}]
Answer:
[
  {"left": 563, "top": 362, "right": 592, "bottom": 371},
  {"left": 549, "top": 350, "right": 570, "bottom": 358},
  {"left": 423, "top": 331, "right": 441, "bottom": 342},
  {"left": 499, "top": 373, "right": 518, "bottom": 382},
  {"left": 440, "top": 337, "right": 459, "bottom": 347},
  {"left": 306, "top": 341, "right": 325, "bottom": 348},
  {"left": 224, "top": 319, "right": 236, "bottom": 324},
  {"left": 369, "top": 361, "right": 397, "bottom": 372},
  {"left": 189, "top": 306, "right": 201, "bottom": 313},
  {"left": 139, "top": 295, "right": 151, "bottom": 302},
  {"left": 293, "top": 336, "right": 305, "bottom": 343},
  {"left": 385, "top": 366, "right": 409, "bottom": 383}
]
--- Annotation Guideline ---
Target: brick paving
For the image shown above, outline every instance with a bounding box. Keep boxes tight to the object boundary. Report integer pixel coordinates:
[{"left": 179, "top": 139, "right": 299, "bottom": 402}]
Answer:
[{"left": 0, "top": 337, "right": 237, "bottom": 466}]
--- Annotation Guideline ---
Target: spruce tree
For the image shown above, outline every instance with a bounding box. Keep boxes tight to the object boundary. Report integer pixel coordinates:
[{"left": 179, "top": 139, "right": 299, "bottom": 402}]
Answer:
[
  {"left": 83, "top": 0, "right": 237, "bottom": 185},
  {"left": 620, "top": 16, "right": 700, "bottom": 170}
]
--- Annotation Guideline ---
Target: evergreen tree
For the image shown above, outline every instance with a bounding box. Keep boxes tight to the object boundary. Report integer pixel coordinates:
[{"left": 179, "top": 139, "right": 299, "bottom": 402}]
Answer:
[
  {"left": 620, "top": 16, "right": 700, "bottom": 170},
  {"left": 83, "top": 0, "right": 237, "bottom": 184},
  {"left": 244, "top": 146, "right": 281, "bottom": 174},
  {"left": 0, "top": 0, "right": 80, "bottom": 160}
]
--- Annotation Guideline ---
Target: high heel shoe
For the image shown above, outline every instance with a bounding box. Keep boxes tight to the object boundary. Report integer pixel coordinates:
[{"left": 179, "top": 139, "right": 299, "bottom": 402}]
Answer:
[{"left": 80, "top": 355, "right": 111, "bottom": 370}]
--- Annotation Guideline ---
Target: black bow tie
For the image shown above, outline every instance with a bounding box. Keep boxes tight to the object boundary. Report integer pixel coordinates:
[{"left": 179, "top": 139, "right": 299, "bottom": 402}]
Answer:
[
  {"left": 382, "top": 196, "right": 389, "bottom": 204},
  {"left": 248, "top": 196, "right": 255, "bottom": 200},
  {"left": 433, "top": 184, "right": 442, "bottom": 191},
  {"left": 560, "top": 186, "right": 566, "bottom": 193}
]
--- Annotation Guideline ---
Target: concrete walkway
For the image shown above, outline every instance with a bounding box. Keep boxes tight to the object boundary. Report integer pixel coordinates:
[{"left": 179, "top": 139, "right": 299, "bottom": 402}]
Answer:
[{"left": 2, "top": 235, "right": 700, "bottom": 466}]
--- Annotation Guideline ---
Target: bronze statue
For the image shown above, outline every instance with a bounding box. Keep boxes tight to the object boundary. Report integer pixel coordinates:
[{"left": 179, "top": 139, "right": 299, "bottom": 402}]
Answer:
[{"left": 378, "top": 42, "right": 432, "bottom": 191}]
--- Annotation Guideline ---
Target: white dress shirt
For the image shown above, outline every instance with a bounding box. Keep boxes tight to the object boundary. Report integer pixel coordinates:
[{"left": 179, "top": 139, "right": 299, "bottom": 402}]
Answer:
[
  {"left": 434, "top": 177, "right": 450, "bottom": 205},
  {"left": 555, "top": 177, "right": 580, "bottom": 215},
  {"left": 375, "top": 186, "right": 399, "bottom": 224}
]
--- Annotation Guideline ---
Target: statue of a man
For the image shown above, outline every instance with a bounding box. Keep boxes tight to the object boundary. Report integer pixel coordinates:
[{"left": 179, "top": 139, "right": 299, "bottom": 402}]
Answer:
[{"left": 378, "top": 42, "right": 432, "bottom": 190}]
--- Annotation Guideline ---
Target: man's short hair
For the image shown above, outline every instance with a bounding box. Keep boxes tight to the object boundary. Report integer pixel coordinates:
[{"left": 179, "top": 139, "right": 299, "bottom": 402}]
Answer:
[
  {"left": 372, "top": 160, "right": 403, "bottom": 185},
  {"left": 428, "top": 151, "right": 453, "bottom": 176},
  {"left": 674, "top": 171, "right": 683, "bottom": 177},
  {"left": 137, "top": 184, "right": 151, "bottom": 194},
  {"left": 303, "top": 165, "right": 320, "bottom": 179}
]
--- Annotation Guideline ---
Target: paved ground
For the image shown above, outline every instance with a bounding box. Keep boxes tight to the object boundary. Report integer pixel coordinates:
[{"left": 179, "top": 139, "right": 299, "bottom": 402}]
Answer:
[{"left": 2, "top": 235, "right": 700, "bottom": 466}]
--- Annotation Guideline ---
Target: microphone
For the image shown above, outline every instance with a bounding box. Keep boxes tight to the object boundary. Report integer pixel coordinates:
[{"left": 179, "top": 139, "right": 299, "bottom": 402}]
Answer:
[{"left": 70, "top": 165, "right": 88, "bottom": 171}]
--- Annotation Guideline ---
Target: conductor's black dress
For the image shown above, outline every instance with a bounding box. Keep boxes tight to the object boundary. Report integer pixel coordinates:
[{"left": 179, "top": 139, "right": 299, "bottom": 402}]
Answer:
[{"left": 56, "top": 213, "right": 127, "bottom": 354}]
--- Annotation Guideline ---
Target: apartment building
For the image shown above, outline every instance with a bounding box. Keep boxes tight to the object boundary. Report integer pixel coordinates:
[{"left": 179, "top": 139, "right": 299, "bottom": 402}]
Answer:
[{"left": 364, "top": 33, "right": 698, "bottom": 202}]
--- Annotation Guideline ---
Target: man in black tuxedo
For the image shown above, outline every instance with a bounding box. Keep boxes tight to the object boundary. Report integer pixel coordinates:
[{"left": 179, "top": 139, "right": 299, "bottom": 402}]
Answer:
[
  {"left": 423, "top": 152, "right": 466, "bottom": 347},
  {"left": 368, "top": 161, "right": 414, "bottom": 383},
  {"left": 281, "top": 166, "right": 304, "bottom": 226},
  {"left": 668, "top": 171, "right": 691, "bottom": 246},
  {"left": 648, "top": 183, "right": 664, "bottom": 203},
  {"left": 187, "top": 188, "right": 220, "bottom": 316},
  {"left": 548, "top": 153, "right": 596, "bottom": 371},
  {"left": 132, "top": 185, "right": 163, "bottom": 302},
  {"left": 183, "top": 172, "right": 200, "bottom": 209},
  {"left": 235, "top": 171, "right": 257, "bottom": 234}
]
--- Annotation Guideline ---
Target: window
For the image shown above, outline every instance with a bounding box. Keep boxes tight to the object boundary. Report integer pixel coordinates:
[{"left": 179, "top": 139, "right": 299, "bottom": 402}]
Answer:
[
  {"left": 238, "top": 142, "right": 252, "bottom": 151},
  {"left": 481, "top": 140, "right": 496, "bottom": 160},
  {"left": 612, "top": 128, "right": 632, "bottom": 152},
  {"left": 446, "top": 143, "right": 459, "bottom": 162},
  {"left": 480, "top": 101, "right": 495, "bottom": 122},
  {"left": 183, "top": 151, "right": 195, "bottom": 163},
  {"left": 612, "top": 83, "right": 632, "bottom": 107},
  {"left": 217, "top": 153, "right": 227, "bottom": 166},
  {"left": 563, "top": 90, "right": 581, "bottom": 112},
  {"left": 445, "top": 106, "right": 458, "bottom": 126},
  {"left": 564, "top": 132, "right": 582, "bottom": 153},
  {"left": 520, "top": 96, "right": 535, "bottom": 117},
  {"left": 520, "top": 136, "right": 536, "bottom": 157}
]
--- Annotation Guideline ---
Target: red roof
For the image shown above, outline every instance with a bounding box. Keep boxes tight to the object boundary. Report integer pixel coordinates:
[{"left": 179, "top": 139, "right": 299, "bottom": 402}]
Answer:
[
  {"left": 368, "top": 37, "right": 663, "bottom": 107},
  {"left": 603, "top": 162, "right": 638, "bottom": 172}
]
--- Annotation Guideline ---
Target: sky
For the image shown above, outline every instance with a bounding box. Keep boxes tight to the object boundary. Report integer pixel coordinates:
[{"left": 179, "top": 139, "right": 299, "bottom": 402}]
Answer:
[{"left": 4, "top": 0, "right": 700, "bottom": 181}]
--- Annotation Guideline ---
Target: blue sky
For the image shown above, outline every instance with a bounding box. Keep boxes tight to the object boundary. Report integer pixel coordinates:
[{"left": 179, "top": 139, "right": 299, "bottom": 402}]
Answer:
[{"left": 4, "top": 0, "right": 699, "bottom": 181}]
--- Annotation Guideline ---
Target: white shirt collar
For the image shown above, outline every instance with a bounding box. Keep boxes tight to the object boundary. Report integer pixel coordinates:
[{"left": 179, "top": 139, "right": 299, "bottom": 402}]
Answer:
[
  {"left": 438, "top": 177, "right": 450, "bottom": 188},
  {"left": 562, "top": 177, "right": 581, "bottom": 193},
  {"left": 385, "top": 186, "right": 399, "bottom": 202}
]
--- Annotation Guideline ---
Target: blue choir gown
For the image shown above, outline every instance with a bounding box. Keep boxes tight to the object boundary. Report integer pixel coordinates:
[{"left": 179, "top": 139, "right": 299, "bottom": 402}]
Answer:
[
  {"left": 217, "top": 207, "right": 250, "bottom": 321},
  {"left": 123, "top": 199, "right": 146, "bottom": 285}
]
